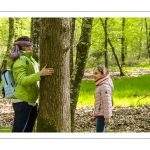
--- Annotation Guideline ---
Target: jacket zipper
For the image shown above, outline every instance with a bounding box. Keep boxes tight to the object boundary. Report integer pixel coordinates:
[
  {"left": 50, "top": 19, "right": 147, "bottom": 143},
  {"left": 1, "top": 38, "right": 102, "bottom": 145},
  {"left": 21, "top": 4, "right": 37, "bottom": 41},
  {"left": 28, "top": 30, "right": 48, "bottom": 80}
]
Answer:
[{"left": 98, "top": 104, "right": 101, "bottom": 111}]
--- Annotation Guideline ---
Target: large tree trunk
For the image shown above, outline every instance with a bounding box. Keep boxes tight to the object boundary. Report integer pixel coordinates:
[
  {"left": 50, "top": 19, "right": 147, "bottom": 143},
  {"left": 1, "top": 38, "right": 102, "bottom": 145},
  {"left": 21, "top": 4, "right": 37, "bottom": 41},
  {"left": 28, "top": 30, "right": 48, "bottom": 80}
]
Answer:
[
  {"left": 70, "top": 18, "right": 93, "bottom": 132},
  {"left": 30, "top": 18, "right": 40, "bottom": 62},
  {"left": 37, "top": 18, "right": 71, "bottom": 132},
  {"left": 0, "top": 18, "right": 14, "bottom": 81}
]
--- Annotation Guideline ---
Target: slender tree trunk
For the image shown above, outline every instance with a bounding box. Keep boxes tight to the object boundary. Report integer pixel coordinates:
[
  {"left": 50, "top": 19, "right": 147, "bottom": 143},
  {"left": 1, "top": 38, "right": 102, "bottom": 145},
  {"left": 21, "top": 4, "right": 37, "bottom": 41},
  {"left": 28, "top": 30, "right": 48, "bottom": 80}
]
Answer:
[
  {"left": 121, "top": 18, "right": 126, "bottom": 66},
  {"left": 145, "top": 18, "right": 150, "bottom": 64},
  {"left": 70, "top": 18, "right": 93, "bottom": 132},
  {"left": 137, "top": 18, "right": 143, "bottom": 60},
  {"left": 0, "top": 18, "right": 14, "bottom": 81},
  {"left": 14, "top": 18, "right": 21, "bottom": 39},
  {"left": 37, "top": 18, "right": 71, "bottom": 132},
  {"left": 100, "top": 18, "right": 108, "bottom": 68},
  {"left": 70, "top": 18, "right": 76, "bottom": 76},
  {"left": 100, "top": 18, "right": 125, "bottom": 76},
  {"left": 108, "top": 38, "right": 125, "bottom": 76},
  {"left": 30, "top": 18, "right": 41, "bottom": 62},
  {"left": 104, "top": 18, "right": 108, "bottom": 68}
]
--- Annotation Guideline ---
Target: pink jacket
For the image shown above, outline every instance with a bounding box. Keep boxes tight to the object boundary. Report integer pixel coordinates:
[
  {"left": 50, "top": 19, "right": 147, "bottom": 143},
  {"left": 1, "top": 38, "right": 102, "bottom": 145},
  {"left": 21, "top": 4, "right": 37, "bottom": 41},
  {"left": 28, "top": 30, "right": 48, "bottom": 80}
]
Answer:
[{"left": 93, "top": 75, "right": 114, "bottom": 119}]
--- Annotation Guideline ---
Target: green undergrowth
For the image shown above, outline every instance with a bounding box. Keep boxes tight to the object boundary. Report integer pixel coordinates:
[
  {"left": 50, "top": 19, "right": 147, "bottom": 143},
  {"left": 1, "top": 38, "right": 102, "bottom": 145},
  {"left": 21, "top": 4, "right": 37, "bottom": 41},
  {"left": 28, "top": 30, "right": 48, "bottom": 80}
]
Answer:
[
  {"left": 0, "top": 127, "right": 11, "bottom": 132},
  {"left": 78, "top": 74, "right": 150, "bottom": 108}
]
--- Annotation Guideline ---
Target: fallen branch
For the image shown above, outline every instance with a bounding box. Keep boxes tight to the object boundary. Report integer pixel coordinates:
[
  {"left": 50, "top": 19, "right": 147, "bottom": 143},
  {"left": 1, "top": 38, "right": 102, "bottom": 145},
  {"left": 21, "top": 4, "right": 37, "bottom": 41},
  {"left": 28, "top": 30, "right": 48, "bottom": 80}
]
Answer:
[{"left": 137, "top": 92, "right": 150, "bottom": 102}]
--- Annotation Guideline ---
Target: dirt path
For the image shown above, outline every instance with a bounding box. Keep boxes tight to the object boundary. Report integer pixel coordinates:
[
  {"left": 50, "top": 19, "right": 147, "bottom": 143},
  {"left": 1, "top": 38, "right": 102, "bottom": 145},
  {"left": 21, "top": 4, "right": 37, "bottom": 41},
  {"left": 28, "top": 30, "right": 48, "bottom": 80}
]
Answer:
[{"left": 83, "top": 68, "right": 150, "bottom": 80}]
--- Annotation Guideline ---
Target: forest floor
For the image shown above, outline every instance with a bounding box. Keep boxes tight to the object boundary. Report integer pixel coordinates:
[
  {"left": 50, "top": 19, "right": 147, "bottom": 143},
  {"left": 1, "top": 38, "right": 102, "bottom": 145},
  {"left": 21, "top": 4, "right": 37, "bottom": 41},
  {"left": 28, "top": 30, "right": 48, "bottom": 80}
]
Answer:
[
  {"left": 0, "top": 99, "right": 150, "bottom": 132},
  {"left": 0, "top": 68, "right": 150, "bottom": 132}
]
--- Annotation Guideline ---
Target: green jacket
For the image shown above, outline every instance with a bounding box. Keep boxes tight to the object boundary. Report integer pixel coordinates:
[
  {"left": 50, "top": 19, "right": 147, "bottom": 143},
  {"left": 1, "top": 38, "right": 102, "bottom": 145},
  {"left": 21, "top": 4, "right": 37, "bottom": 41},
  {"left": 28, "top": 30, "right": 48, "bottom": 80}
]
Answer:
[{"left": 12, "top": 51, "right": 41, "bottom": 103}]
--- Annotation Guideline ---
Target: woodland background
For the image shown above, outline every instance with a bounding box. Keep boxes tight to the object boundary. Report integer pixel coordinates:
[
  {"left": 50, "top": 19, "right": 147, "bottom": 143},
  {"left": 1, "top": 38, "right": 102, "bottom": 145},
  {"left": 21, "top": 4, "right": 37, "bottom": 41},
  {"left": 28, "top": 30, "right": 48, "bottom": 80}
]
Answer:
[{"left": 0, "top": 17, "right": 150, "bottom": 132}]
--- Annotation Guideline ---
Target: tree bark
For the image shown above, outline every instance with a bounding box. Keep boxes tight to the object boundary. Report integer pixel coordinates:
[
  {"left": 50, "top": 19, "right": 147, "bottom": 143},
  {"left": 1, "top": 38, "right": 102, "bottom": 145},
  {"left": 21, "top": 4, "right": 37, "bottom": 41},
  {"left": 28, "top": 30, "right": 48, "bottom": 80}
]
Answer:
[
  {"left": 70, "top": 18, "right": 76, "bottom": 76},
  {"left": 70, "top": 18, "right": 93, "bottom": 131},
  {"left": 37, "top": 18, "right": 71, "bottom": 132}
]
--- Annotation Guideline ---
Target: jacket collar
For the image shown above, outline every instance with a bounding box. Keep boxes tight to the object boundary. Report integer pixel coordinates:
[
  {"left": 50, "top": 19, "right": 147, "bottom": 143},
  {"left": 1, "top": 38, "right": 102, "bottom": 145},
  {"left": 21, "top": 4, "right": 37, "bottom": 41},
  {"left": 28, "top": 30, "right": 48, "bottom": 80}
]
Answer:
[
  {"left": 20, "top": 51, "right": 33, "bottom": 58},
  {"left": 95, "top": 75, "right": 109, "bottom": 86}
]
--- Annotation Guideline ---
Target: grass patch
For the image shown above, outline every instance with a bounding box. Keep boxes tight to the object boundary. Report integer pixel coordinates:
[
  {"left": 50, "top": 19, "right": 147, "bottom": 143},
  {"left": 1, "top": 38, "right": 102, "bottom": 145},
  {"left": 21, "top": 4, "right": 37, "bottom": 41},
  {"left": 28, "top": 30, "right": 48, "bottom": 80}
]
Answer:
[
  {"left": 78, "top": 80, "right": 96, "bottom": 107},
  {"left": 78, "top": 75, "right": 150, "bottom": 107},
  {"left": 0, "top": 127, "right": 11, "bottom": 132}
]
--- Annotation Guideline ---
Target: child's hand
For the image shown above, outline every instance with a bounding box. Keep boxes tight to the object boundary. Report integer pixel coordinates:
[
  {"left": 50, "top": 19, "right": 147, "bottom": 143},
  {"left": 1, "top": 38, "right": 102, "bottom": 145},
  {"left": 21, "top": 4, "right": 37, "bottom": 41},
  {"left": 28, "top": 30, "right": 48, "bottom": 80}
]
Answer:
[
  {"left": 104, "top": 118, "right": 110, "bottom": 125},
  {"left": 90, "top": 116, "right": 96, "bottom": 122}
]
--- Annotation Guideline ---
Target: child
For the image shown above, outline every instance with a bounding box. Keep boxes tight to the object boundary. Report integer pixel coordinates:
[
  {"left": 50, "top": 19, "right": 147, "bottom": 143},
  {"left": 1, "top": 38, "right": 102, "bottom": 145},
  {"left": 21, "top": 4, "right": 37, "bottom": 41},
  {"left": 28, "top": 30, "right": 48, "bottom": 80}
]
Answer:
[{"left": 90, "top": 66, "right": 114, "bottom": 132}]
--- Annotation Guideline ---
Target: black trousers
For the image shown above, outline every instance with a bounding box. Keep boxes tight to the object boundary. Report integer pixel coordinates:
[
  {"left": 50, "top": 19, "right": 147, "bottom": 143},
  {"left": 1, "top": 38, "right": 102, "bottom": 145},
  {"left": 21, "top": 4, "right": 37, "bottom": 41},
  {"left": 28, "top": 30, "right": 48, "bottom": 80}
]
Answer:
[
  {"left": 12, "top": 102, "right": 38, "bottom": 132},
  {"left": 96, "top": 116, "right": 106, "bottom": 132}
]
